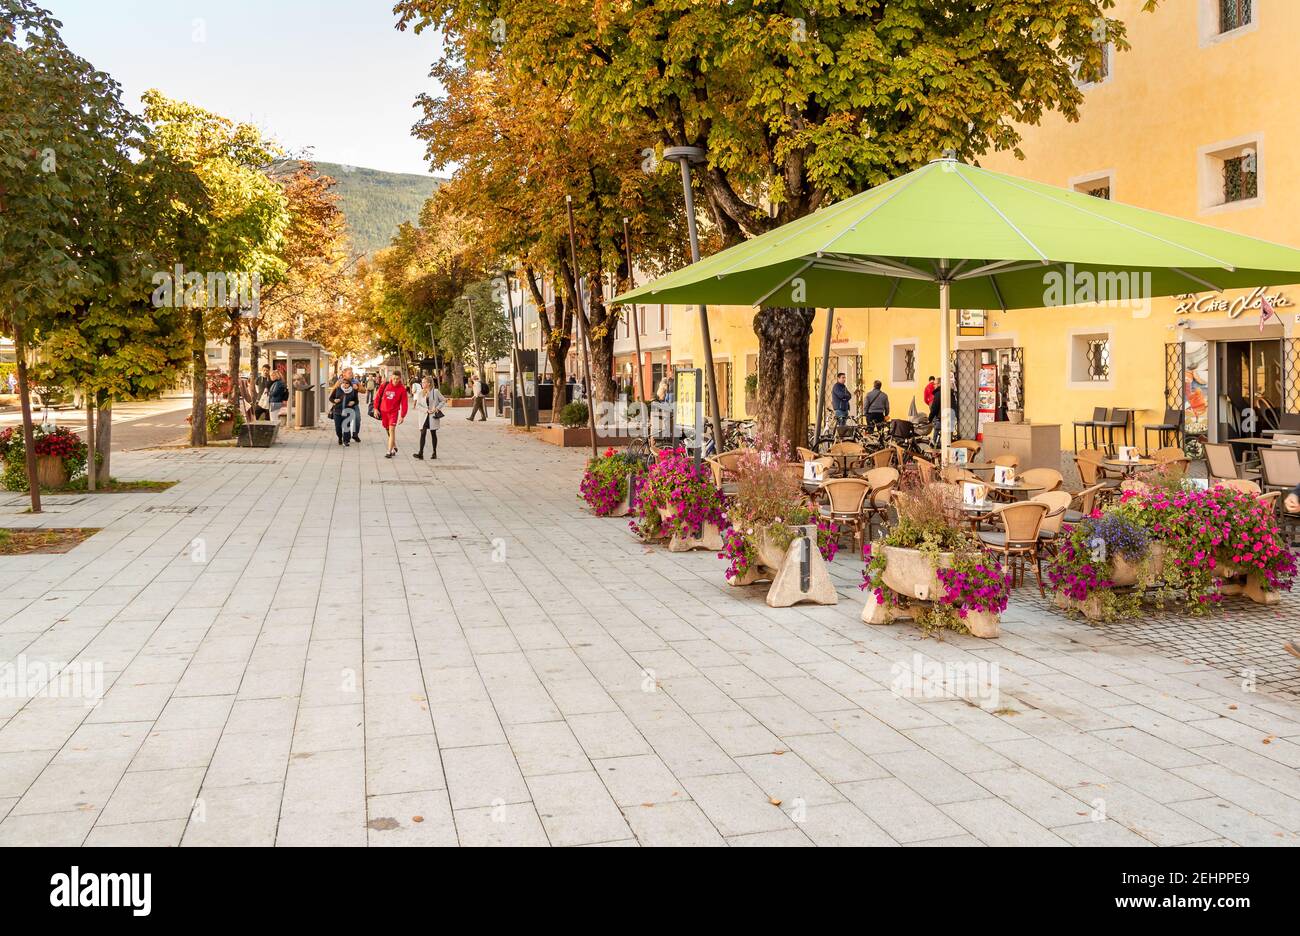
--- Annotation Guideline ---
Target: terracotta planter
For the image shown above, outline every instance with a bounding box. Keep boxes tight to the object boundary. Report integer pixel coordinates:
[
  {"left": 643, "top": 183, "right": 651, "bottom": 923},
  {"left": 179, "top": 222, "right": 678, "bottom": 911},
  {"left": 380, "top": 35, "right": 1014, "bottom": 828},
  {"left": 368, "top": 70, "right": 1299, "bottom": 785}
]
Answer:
[
  {"left": 880, "top": 545, "right": 954, "bottom": 601},
  {"left": 1243, "top": 576, "right": 1280, "bottom": 605},
  {"left": 210, "top": 418, "right": 235, "bottom": 441},
  {"left": 1109, "top": 551, "right": 1156, "bottom": 588},
  {"left": 963, "top": 610, "right": 1000, "bottom": 639},
  {"left": 35, "top": 454, "right": 68, "bottom": 489}
]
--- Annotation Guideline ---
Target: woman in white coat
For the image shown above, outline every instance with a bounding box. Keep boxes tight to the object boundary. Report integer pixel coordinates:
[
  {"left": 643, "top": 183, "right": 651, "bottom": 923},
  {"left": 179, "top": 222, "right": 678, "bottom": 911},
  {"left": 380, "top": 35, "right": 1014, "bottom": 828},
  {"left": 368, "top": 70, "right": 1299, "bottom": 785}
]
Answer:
[{"left": 411, "top": 377, "right": 447, "bottom": 461}]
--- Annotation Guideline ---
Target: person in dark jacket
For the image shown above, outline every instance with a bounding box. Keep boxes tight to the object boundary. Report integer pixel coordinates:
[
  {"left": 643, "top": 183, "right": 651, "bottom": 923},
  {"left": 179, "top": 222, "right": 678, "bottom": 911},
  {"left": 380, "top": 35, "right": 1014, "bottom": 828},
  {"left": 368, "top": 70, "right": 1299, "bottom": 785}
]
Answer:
[
  {"left": 929, "top": 378, "right": 943, "bottom": 446},
  {"left": 831, "top": 373, "right": 852, "bottom": 428},
  {"left": 329, "top": 372, "right": 360, "bottom": 446},
  {"left": 266, "top": 368, "right": 289, "bottom": 424},
  {"left": 863, "top": 379, "right": 889, "bottom": 427}
]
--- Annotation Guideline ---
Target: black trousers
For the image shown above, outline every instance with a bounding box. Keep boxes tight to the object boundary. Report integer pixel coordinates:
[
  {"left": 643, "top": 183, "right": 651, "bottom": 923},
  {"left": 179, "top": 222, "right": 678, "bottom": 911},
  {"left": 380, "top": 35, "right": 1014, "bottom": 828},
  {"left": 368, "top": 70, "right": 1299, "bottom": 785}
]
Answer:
[{"left": 418, "top": 416, "right": 438, "bottom": 455}]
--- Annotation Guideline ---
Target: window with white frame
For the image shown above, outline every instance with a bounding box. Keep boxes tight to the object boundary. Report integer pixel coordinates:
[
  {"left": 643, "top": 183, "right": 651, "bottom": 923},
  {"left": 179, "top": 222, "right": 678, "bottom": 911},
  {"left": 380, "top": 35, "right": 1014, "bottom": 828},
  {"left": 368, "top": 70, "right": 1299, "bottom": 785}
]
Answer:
[
  {"left": 1199, "top": 137, "right": 1261, "bottom": 211},
  {"left": 1070, "top": 332, "right": 1112, "bottom": 383},
  {"left": 891, "top": 341, "right": 918, "bottom": 385},
  {"left": 1199, "top": 0, "right": 1258, "bottom": 45}
]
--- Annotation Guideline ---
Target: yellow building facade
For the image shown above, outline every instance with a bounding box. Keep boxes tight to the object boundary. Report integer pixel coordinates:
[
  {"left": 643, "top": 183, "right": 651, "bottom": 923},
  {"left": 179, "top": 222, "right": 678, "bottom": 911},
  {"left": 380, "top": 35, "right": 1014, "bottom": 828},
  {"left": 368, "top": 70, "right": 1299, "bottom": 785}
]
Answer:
[{"left": 671, "top": 0, "right": 1300, "bottom": 452}]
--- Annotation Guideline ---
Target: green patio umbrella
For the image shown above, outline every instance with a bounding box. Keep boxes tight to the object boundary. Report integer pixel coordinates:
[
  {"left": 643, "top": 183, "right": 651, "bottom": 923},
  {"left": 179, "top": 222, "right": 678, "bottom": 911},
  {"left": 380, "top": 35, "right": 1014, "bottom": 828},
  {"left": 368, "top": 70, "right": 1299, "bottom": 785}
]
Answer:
[{"left": 615, "top": 157, "right": 1300, "bottom": 462}]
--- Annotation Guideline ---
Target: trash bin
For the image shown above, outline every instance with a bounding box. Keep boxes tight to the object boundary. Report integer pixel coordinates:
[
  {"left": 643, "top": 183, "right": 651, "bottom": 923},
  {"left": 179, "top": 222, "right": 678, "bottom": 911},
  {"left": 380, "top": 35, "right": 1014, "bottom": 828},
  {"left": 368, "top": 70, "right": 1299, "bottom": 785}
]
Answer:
[{"left": 294, "top": 387, "right": 315, "bottom": 428}]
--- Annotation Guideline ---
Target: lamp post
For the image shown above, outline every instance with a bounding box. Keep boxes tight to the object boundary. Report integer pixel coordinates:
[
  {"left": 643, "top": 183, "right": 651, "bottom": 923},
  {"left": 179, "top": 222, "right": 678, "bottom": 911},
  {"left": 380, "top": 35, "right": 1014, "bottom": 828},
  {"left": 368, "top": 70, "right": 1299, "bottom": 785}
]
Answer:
[
  {"left": 663, "top": 145, "right": 724, "bottom": 454},
  {"left": 498, "top": 270, "right": 532, "bottom": 429},
  {"left": 460, "top": 294, "right": 486, "bottom": 397},
  {"left": 622, "top": 217, "right": 649, "bottom": 416}
]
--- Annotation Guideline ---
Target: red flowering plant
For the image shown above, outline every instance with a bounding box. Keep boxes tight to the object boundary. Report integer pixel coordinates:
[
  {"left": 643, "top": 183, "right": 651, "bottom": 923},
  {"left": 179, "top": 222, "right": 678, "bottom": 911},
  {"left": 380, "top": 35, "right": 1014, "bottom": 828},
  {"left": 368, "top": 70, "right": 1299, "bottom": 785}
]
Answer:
[
  {"left": 630, "top": 447, "right": 726, "bottom": 541},
  {"left": 715, "top": 440, "right": 837, "bottom": 582},
  {"left": 0, "top": 424, "right": 90, "bottom": 491},
  {"left": 580, "top": 447, "right": 645, "bottom": 516}
]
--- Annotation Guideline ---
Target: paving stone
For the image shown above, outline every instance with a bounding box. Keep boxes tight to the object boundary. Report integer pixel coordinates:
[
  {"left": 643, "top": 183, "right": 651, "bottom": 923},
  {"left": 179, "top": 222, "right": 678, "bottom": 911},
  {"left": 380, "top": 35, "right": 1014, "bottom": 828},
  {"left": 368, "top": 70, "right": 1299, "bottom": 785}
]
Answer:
[
  {"left": 527, "top": 770, "right": 632, "bottom": 846},
  {"left": 837, "top": 777, "right": 966, "bottom": 844},
  {"left": 680, "top": 772, "right": 796, "bottom": 838},
  {"left": 623, "top": 801, "right": 726, "bottom": 846},
  {"left": 454, "top": 801, "right": 549, "bottom": 846},
  {"left": 366, "top": 790, "right": 457, "bottom": 846},
  {"left": 442, "top": 744, "right": 529, "bottom": 810}
]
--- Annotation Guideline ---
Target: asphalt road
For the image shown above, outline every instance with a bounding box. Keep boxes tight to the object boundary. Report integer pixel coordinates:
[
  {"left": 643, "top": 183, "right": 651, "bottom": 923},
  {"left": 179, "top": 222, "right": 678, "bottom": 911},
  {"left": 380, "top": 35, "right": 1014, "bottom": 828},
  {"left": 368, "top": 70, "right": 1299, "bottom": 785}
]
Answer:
[{"left": 0, "top": 396, "right": 194, "bottom": 452}]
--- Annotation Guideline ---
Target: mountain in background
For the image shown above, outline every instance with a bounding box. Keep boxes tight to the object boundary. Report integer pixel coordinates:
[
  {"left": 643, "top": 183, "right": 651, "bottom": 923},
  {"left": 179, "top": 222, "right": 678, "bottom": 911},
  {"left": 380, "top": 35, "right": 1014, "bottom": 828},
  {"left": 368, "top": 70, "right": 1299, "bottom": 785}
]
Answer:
[{"left": 311, "top": 161, "right": 445, "bottom": 257}]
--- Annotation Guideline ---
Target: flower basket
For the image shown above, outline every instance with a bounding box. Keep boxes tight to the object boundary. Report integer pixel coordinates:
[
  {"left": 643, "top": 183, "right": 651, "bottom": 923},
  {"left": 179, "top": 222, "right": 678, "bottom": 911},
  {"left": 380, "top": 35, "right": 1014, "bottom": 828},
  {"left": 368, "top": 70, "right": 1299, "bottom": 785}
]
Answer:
[
  {"left": 629, "top": 448, "right": 726, "bottom": 548},
  {"left": 35, "top": 454, "right": 69, "bottom": 489}
]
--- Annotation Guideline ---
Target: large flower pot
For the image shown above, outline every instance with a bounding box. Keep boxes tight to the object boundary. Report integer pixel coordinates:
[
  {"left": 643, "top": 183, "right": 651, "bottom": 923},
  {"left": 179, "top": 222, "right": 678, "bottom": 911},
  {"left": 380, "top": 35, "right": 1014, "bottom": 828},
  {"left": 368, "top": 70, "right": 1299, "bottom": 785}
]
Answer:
[
  {"left": 1109, "top": 551, "right": 1156, "bottom": 588},
  {"left": 1243, "top": 575, "right": 1280, "bottom": 606},
  {"left": 1056, "top": 592, "right": 1107, "bottom": 622},
  {"left": 880, "top": 545, "right": 954, "bottom": 601},
  {"left": 963, "top": 610, "right": 1001, "bottom": 639},
  {"left": 669, "top": 522, "right": 724, "bottom": 553},
  {"left": 210, "top": 419, "right": 235, "bottom": 441},
  {"left": 35, "top": 454, "right": 68, "bottom": 489},
  {"left": 605, "top": 486, "right": 633, "bottom": 518}
]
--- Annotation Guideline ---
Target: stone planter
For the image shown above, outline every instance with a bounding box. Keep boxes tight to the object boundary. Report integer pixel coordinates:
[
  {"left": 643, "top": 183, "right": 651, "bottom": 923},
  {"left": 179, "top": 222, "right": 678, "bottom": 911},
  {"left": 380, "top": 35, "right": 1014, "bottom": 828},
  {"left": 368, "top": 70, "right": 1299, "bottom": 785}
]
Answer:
[
  {"left": 605, "top": 486, "right": 633, "bottom": 518},
  {"left": 963, "top": 610, "right": 1000, "bottom": 639},
  {"left": 35, "top": 454, "right": 69, "bottom": 489},
  {"left": 1243, "top": 575, "right": 1280, "bottom": 606},
  {"left": 668, "top": 521, "right": 724, "bottom": 553},
  {"left": 210, "top": 418, "right": 236, "bottom": 442},
  {"left": 1055, "top": 591, "right": 1107, "bottom": 622},
  {"left": 880, "top": 545, "right": 954, "bottom": 601},
  {"left": 726, "top": 527, "right": 793, "bottom": 586}
]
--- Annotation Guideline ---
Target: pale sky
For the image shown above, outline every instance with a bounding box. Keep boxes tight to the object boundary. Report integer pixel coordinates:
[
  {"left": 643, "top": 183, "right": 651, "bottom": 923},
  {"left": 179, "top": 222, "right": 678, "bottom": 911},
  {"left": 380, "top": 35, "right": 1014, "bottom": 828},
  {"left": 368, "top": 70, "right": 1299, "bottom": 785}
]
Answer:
[{"left": 44, "top": 0, "right": 445, "bottom": 176}]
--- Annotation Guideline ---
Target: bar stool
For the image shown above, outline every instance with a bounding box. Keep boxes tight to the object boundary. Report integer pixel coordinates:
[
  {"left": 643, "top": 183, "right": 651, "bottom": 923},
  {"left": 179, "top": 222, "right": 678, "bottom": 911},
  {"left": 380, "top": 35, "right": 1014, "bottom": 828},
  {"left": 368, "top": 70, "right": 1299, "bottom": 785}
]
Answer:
[
  {"left": 1073, "top": 406, "right": 1106, "bottom": 453},
  {"left": 1093, "top": 407, "right": 1130, "bottom": 454},
  {"left": 1142, "top": 408, "right": 1182, "bottom": 455}
]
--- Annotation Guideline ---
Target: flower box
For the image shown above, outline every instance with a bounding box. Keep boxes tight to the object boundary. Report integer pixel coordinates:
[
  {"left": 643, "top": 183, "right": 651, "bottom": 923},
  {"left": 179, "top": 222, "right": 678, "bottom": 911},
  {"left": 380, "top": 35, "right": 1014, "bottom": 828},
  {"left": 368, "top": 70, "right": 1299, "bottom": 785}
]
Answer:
[
  {"left": 237, "top": 422, "right": 278, "bottom": 448},
  {"left": 35, "top": 454, "right": 68, "bottom": 489}
]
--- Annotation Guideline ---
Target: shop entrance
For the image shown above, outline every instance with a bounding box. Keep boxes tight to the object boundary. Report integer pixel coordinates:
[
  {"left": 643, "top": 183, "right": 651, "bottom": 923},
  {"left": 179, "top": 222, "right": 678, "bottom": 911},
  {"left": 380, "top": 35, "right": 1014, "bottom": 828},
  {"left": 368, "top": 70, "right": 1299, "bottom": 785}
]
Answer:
[{"left": 1216, "top": 339, "right": 1281, "bottom": 440}]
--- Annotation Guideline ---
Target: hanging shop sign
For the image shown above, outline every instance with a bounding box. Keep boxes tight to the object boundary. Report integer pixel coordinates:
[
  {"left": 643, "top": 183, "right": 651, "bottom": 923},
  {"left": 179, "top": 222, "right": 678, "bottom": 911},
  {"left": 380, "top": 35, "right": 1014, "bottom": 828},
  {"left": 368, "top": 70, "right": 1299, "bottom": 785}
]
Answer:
[{"left": 1173, "top": 286, "right": 1292, "bottom": 319}]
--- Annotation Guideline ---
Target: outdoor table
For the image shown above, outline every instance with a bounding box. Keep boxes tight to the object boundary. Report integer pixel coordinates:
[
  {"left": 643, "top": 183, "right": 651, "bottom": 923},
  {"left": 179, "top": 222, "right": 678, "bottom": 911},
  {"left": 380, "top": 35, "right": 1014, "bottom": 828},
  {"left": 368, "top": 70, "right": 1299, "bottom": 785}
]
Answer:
[
  {"left": 826, "top": 453, "right": 862, "bottom": 477},
  {"left": 1224, "top": 436, "right": 1300, "bottom": 449},
  {"left": 958, "top": 502, "right": 998, "bottom": 532},
  {"left": 1103, "top": 456, "right": 1157, "bottom": 479},
  {"left": 987, "top": 481, "right": 1044, "bottom": 501},
  {"left": 960, "top": 462, "right": 1000, "bottom": 474}
]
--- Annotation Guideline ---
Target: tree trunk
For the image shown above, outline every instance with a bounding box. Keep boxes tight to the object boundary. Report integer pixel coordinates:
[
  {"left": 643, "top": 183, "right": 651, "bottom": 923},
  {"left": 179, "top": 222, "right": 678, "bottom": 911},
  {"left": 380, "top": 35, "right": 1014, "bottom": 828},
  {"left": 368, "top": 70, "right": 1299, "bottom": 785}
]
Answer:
[
  {"left": 85, "top": 400, "right": 95, "bottom": 492},
  {"left": 452, "top": 359, "right": 464, "bottom": 393},
  {"left": 190, "top": 308, "right": 207, "bottom": 447},
  {"left": 228, "top": 313, "right": 241, "bottom": 402},
  {"left": 12, "top": 321, "right": 40, "bottom": 513},
  {"left": 586, "top": 285, "right": 618, "bottom": 404},
  {"left": 95, "top": 393, "right": 112, "bottom": 486},
  {"left": 753, "top": 306, "right": 815, "bottom": 456}
]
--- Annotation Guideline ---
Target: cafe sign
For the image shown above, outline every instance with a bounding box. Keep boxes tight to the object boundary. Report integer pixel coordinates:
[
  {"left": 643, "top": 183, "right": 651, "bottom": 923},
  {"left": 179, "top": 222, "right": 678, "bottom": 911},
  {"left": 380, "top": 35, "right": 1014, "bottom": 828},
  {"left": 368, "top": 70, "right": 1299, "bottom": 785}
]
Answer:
[{"left": 1173, "top": 286, "right": 1292, "bottom": 318}]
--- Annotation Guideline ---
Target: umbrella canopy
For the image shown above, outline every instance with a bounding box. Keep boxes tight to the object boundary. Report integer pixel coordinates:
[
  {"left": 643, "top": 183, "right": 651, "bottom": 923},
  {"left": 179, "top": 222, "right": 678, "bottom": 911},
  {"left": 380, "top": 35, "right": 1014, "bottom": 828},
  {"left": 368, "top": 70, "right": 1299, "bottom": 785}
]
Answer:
[
  {"left": 616, "top": 157, "right": 1300, "bottom": 463},
  {"left": 615, "top": 158, "right": 1300, "bottom": 310}
]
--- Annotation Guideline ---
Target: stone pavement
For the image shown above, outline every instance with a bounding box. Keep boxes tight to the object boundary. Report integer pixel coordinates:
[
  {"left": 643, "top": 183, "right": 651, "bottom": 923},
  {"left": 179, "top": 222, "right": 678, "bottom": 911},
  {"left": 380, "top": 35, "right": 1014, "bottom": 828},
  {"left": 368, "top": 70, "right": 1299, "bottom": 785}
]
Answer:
[{"left": 1, "top": 414, "right": 1299, "bottom": 847}]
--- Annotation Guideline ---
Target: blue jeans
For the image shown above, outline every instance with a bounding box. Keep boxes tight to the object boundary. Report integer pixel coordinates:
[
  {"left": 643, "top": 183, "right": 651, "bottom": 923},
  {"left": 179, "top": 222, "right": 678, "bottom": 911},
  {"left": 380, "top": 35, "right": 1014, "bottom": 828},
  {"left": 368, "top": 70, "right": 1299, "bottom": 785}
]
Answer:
[{"left": 833, "top": 408, "right": 848, "bottom": 427}]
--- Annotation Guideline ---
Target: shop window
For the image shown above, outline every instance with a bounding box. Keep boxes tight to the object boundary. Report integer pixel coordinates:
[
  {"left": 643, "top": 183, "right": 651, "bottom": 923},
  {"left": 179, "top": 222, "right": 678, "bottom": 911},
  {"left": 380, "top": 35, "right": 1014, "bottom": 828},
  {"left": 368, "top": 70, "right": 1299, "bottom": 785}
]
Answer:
[
  {"left": 1069, "top": 332, "right": 1112, "bottom": 385},
  {"left": 891, "top": 342, "right": 918, "bottom": 386}
]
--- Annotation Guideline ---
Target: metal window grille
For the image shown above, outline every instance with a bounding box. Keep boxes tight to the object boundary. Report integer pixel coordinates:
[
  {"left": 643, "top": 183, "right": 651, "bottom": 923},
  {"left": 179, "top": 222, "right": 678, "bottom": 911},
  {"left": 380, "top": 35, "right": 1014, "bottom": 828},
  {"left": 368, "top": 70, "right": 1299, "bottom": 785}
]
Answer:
[
  {"left": 1086, "top": 339, "right": 1110, "bottom": 381},
  {"left": 1086, "top": 184, "right": 1111, "bottom": 200},
  {"left": 903, "top": 348, "right": 916, "bottom": 383},
  {"left": 1221, "top": 0, "right": 1252, "bottom": 32},
  {"left": 1224, "top": 156, "right": 1257, "bottom": 203},
  {"left": 1284, "top": 339, "right": 1300, "bottom": 415},
  {"left": 1164, "top": 342, "right": 1185, "bottom": 411}
]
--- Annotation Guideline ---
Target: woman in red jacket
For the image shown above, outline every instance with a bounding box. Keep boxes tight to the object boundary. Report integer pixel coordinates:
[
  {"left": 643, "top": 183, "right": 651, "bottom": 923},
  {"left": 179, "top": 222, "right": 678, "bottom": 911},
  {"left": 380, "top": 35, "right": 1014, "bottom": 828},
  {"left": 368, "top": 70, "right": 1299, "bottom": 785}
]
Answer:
[{"left": 378, "top": 373, "right": 409, "bottom": 458}]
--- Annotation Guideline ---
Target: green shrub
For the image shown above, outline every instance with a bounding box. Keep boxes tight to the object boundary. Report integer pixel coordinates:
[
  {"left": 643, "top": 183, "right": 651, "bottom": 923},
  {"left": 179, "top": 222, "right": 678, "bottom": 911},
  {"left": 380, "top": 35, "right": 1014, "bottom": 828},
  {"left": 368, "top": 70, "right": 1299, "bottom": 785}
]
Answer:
[{"left": 559, "top": 401, "right": 589, "bottom": 428}]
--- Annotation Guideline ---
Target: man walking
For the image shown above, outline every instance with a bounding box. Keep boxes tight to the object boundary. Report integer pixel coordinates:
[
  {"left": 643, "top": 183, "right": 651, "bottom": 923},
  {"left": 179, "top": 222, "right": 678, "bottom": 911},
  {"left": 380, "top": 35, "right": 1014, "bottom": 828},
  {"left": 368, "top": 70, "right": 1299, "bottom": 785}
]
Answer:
[
  {"left": 863, "top": 379, "right": 890, "bottom": 428},
  {"left": 467, "top": 373, "right": 489, "bottom": 422}
]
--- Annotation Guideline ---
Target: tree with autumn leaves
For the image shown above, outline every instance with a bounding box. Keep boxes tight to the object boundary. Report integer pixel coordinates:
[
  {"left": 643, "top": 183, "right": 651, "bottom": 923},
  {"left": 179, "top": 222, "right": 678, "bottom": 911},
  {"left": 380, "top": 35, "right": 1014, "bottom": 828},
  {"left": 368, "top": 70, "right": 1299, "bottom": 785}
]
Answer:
[
  {"left": 403, "top": 34, "right": 687, "bottom": 402},
  {"left": 396, "top": 0, "right": 1158, "bottom": 450}
]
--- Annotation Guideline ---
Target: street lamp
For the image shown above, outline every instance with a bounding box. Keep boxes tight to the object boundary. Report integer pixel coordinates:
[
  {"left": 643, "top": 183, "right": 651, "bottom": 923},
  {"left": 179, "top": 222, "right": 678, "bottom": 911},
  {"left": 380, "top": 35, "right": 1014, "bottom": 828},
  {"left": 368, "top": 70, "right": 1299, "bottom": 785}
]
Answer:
[{"left": 663, "top": 145, "right": 724, "bottom": 453}]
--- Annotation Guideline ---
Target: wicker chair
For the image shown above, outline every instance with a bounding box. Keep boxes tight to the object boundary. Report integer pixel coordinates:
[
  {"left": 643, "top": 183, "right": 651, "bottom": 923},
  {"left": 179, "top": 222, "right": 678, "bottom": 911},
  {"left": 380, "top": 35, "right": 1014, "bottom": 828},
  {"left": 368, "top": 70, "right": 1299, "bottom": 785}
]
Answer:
[
  {"left": 1216, "top": 477, "right": 1261, "bottom": 495},
  {"left": 1030, "top": 491, "right": 1073, "bottom": 554},
  {"left": 1152, "top": 446, "right": 1187, "bottom": 464},
  {"left": 1020, "top": 467, "right": 1064, "bottom": 494},
  {"left": 827, "top": 441, "right": 867, "bottom": 476},
  {"left": 1063, "top": 483, "right": 1106, "bottom": 524},
  {"left": 950, "top": 439, "right": 982, "bottom": 463},
  {"left": 979, "top": 501, "right": 1051, "bottom": 595},
  {"left": 1205, "top": 442, "right": 1259, "bottom": 482},
  {"left": 942, "top": 466, "right": 981, "bottom": 484},
  {"left": 914, "top": 456, "right": 936, "bottom": 485},
  {"left": 868, "top": 448, "right": 895, "bottom": 469},
  {"left": 796, "top": 446, "right": 820, "bottom": 463},
  {"left": 992, "top": 453, "right": 1020, "bottom": 469},
  {"left": 862, "top": 466, "right": 899, "bottom": 538},
  {"left": 818, "top": 478, "right": 871, "bottom": 553}
]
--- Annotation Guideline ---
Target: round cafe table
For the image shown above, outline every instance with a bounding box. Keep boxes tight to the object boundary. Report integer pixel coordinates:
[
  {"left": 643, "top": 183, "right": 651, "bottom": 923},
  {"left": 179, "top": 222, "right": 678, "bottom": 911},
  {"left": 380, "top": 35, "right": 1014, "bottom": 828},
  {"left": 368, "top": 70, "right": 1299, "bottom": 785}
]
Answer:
[
  {"left": 958, "top": 501, "right": 999, "bottom": 532},
  {"left": 1103, "top": 456, "right": 1157, "bottom": 479},
  {"left": 986, "top": 480, "right": 1045, "bottom": 502}
]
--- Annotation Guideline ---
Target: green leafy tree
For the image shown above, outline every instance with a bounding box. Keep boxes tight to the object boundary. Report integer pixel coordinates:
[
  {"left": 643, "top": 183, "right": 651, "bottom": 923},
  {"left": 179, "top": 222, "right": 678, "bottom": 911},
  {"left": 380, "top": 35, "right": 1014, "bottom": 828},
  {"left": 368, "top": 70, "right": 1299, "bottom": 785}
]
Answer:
[
  {"left": 439, "top": 280, "right": 513, "bottom": 384},
  {"left": 142, "top": 90, "right": 289, "bottom": 445},
  {"left": 397, "top": 0, "right": 1158, "bottom": 449},
  {"left": 0, "top": 0, "right": 150, "bottom": 508}
]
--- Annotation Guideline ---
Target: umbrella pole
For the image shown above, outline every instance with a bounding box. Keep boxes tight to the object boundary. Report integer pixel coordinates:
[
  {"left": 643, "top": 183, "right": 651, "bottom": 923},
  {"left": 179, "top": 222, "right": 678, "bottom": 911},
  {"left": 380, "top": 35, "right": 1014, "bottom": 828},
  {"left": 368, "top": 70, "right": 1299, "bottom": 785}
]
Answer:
[
  {"left": 939, "top": 277, "right": 951, "bottom": 468},
  {"left": 814, "top": 307, "right": 834, "bottom": 449}
]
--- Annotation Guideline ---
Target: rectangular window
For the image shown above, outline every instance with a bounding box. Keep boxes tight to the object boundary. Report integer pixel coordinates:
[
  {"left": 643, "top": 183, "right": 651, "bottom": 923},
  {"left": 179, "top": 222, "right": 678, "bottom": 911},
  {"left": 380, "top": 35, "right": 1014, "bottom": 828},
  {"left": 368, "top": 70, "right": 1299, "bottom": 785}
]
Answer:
[
  {"left": 891, "top": 342, "right": 918, "bottom": 385},
  {"left": 1221, "top": 0, "right": 1252, "bottom": 33},
  {"left": 1069, "top": 332, "right": 1113, "bottom": 385}
]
